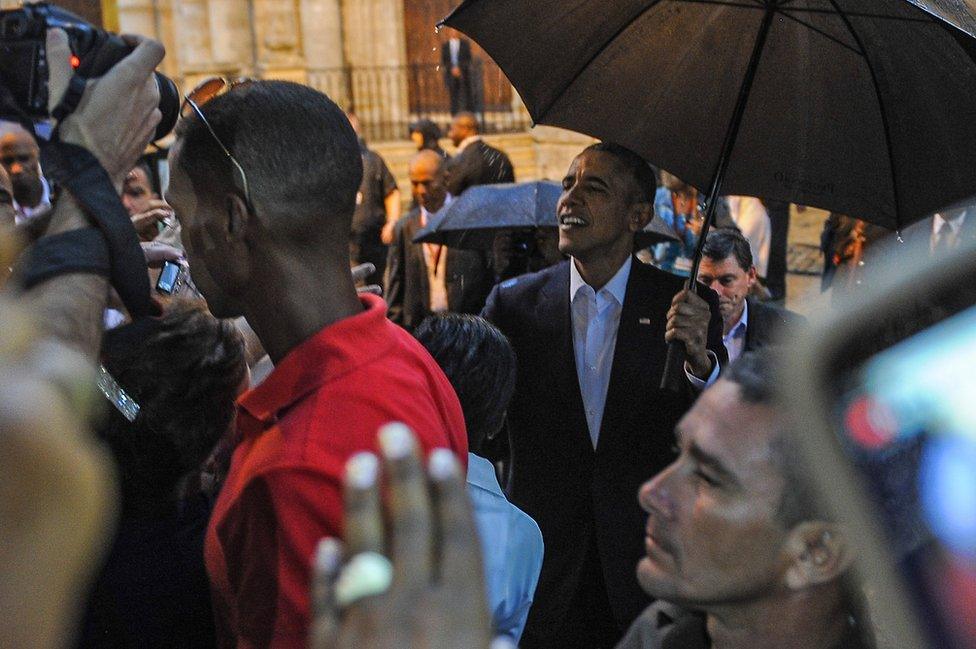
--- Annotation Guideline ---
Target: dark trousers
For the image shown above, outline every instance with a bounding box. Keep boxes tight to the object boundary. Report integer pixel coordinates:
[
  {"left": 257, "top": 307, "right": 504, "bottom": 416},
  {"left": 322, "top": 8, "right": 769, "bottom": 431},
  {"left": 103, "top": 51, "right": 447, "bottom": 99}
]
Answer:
[
  {"left": 765, "top": 200, "right": 791, "bottom": 301},
  {"left": 349, "top": 229, "right": 388, "bottom": 288},
  {"left": 521, "top": 536, "right": 623, "bottom": 649},
  {"left": 446, "top": 76, "right": 474, "bottom": 115}
]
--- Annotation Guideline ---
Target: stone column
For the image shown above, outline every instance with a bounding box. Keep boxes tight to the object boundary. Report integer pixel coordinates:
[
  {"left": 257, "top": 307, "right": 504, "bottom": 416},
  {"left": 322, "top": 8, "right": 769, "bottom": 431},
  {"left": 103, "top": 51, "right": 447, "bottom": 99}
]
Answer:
[
  {"left": 116, "top": 0, "right": 181, "bottom": 81},
  {"left": 249, "top": 0, "right": 307, "bottom": 83},
  {"left": 300, "top": 0, "right": 348, "bottom": 105},
  {"left": 341, "top": 0, "right": 409, "bottom": 141},
  {"left": 207, "top": 0, "right": 253, "bottom": 75}
]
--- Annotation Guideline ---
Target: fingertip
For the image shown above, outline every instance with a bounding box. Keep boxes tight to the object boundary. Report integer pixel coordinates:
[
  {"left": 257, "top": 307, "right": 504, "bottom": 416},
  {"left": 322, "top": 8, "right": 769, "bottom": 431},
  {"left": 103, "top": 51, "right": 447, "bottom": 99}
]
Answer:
[
  {"left": 428, "top": 447, "right": 460, "bottom": 482},
  {"left": 345, "top": 452, "right": 380, "bottom": 490},
  {"left": 378, "top": 422, "right": 417, "bottom": 461},
  {"left": 315, "top": 537, "right": 343, "bottom": 576}
]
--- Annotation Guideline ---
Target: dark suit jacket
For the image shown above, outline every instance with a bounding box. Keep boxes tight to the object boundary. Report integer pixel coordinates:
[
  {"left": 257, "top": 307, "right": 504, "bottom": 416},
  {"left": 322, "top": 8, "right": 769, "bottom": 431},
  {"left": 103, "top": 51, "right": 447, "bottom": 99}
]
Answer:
[
  {"left": 743, "top": 297, "right": 804, "bottom": 353},
  {"left": 899, "top": 210, "right": 976, "bottom": 254},
  {"left": 445, "top": 139, "right": 516, "bottom": 198},
  {"left": 481, "top": 259, "right": 726, "bottom": 641},
  {"left": 440, "top": 38, "right": 472, "bottom": 84},
  {"left": 385, "top": 208, "right": 493, "bottom": 330}
]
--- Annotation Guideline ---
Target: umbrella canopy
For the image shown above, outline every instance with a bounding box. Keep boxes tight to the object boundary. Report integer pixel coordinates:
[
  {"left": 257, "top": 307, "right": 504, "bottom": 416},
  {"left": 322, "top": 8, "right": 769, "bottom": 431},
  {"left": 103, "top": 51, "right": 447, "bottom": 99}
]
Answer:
[
  {"left": 442, "top": 0, "right": 976, "bottom": 231},
  {"left": 413, "top": 180, "right": 679, "bottom": 249}
]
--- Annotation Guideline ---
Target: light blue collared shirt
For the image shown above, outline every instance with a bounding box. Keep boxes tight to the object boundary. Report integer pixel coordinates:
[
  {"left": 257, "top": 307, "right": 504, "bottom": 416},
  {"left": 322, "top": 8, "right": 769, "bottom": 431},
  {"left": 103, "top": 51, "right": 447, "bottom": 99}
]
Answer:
[
  {"left": 467, "top": 453, "right": 544, "bottom": 643},
  {"left": 723, "top": 298, "right": 749, "bottom": 364}
]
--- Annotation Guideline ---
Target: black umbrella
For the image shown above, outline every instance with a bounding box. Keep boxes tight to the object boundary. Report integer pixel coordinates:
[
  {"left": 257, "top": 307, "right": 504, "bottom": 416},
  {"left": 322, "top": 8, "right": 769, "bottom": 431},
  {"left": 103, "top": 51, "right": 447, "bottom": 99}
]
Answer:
[
  {"left": 412, "top": 180, "right": 679, "bottom": 249},
  {"left": 441, "top": 0, "right": 976, "bottom": 387}
]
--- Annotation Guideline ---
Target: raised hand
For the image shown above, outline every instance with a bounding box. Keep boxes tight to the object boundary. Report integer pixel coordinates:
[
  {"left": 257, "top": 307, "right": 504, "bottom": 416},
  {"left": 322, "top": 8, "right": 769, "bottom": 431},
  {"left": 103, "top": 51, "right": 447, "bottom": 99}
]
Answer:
[
  {"left": 310, "top": 423, "right": 493, "bottom": 649},
  {"left": 46, "top": 28, "right": 164, "bottom": 187}
]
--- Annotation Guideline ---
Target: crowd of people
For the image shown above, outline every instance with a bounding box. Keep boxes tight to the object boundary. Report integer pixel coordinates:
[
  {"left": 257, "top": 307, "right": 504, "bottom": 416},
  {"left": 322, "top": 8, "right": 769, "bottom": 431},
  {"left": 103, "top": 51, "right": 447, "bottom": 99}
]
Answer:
[{"left": 4, "top": 22, "right": 968, "bottom": 649}]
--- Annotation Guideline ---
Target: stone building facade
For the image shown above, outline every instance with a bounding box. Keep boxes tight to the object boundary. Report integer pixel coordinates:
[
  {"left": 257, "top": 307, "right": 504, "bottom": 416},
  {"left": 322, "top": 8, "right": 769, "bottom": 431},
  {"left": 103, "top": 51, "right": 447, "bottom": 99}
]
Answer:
[{"left": 111, "top": 0, "right": 527, "bottom": 141}]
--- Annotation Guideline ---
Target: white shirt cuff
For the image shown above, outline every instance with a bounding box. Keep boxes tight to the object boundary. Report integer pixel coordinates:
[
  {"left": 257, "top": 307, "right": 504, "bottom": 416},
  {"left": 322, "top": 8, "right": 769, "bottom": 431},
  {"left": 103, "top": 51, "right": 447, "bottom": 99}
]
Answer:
[{"left": 685, "top": 350, "right": 720, "bottom": 390}]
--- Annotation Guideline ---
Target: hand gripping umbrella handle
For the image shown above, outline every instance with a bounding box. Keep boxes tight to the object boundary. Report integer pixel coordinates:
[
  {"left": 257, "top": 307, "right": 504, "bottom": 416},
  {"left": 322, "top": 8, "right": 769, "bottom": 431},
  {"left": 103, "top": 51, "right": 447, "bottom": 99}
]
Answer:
[
  {"left": 659, "top": 276, "right": 700, "bottom": 393},
  {"left": 659, "top": 196, "right": 714, "bottom": 392},
  {"left": 659, "top": 5, "right": 776, "bottom": 392}
]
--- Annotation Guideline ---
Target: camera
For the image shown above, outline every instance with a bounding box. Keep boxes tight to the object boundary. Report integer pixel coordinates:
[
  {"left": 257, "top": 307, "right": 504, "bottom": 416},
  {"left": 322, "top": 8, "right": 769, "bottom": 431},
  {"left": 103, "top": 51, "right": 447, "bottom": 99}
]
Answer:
[{"left": 0, "top": 2, "right": 179, "bottom": 141}]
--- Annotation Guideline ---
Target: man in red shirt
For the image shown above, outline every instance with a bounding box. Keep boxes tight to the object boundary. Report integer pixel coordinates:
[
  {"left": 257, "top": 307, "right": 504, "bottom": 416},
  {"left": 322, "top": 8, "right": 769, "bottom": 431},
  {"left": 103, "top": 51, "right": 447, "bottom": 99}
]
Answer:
[{"left": 166, "top": 80, "right": 467, "bottom": 647}]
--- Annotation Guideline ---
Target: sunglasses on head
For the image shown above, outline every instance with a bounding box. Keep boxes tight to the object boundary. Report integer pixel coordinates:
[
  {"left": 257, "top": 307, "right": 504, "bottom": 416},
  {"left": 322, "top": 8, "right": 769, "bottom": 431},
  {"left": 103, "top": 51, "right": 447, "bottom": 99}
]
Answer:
[{"left": 180, "top": 77, "right": 256, "bottom": 207}]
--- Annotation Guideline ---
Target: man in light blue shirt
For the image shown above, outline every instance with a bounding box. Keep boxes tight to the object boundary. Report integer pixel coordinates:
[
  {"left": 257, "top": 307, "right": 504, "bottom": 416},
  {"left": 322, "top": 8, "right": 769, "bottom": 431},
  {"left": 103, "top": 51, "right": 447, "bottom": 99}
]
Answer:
[{"left": 413, "top": 313, "right": 544, "bottom": 643}]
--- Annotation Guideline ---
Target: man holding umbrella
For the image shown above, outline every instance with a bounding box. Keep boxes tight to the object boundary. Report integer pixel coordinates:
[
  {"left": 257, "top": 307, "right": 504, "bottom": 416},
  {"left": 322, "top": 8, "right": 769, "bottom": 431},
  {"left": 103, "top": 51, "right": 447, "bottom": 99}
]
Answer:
[{"left": 483, "top": 143, "right": 725, "bottom": 648}]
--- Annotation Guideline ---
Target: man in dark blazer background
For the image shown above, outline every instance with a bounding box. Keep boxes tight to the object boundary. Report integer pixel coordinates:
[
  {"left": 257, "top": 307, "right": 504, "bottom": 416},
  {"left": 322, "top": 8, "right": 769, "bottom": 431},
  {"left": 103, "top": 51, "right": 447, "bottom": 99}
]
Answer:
[
  {"left": 386, "top": 150, "right": 493, "bottom": 331},
  {"left": 899, "top": 197, "right": 976, "bottom": 257},
  {"left": 445, "top": 112, "right": 515, "bottom": 198},
  {"left": 441, "top": 31, "right": 474, "bottom": 115},
  {"left": 482, "top": 143, "right": 726, "bottom": 648},
  {"left": 698, "top": 228, "right": 804, "bottom": 363}
]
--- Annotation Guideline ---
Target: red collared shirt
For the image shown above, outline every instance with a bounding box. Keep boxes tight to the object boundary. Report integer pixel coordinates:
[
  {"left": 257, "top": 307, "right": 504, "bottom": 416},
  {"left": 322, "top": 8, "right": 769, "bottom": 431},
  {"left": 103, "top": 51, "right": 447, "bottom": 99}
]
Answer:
[{"left": 205, "top": 294, "right": 467, "bottom": 648}]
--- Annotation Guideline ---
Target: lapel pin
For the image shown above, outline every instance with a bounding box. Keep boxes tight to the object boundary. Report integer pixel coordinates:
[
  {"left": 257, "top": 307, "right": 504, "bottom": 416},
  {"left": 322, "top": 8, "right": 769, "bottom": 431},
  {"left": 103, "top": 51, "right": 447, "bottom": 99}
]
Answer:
[{"left": 638, "top": 317, "right": 651, "bottom": 325}]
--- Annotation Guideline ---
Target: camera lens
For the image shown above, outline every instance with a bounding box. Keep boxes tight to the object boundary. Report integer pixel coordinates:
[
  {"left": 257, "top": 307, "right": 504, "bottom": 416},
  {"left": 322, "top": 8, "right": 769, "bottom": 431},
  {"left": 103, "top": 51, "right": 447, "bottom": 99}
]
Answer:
[
  {"left": 1, "top": 14, "right": 26, "bottom": 39},
  {"left": 153, "top": 72, "right": 180, "bottom": 141}
]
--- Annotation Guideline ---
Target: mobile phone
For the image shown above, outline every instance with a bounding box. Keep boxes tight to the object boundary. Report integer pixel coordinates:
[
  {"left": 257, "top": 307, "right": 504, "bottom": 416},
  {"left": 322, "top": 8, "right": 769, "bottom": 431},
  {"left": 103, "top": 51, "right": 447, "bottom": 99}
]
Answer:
[
  {"left": 784, "top": 233, "right": 976, "bottom": 649},
  {"left": 156, "top": 260, "right": 182, "bottom": 295}
]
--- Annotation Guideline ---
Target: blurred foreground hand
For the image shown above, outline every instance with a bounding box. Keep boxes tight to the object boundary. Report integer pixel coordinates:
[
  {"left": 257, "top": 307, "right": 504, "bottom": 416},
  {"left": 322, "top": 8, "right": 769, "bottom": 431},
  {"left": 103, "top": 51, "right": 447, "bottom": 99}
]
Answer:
[
  {"left": 310, "top": 423, "right": 495, "bottom": 649},
  {"left": 0, "top": 232, "right": 114, "bottom": 649}
]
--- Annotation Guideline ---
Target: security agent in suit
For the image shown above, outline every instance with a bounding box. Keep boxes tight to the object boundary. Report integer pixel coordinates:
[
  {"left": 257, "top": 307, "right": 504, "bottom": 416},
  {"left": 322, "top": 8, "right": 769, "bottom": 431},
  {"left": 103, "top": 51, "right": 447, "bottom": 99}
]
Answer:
[
  {"left": 445, "top": 112, "right": 515, "bottom": 198},
  {"left": 899, "top": 198, "right": 976, "bottom": 256},
  {"left": 385, "top": 150, "right": 493, "bottom": 331},
  {"left": 698, "top": 229, "right": 804, "bottom": 364},
  {"left": 482, "top": 143, "right": 726, "bottom": 648},
  {"left": 441, "top": 33, "right": 474, "bottom": 115}
]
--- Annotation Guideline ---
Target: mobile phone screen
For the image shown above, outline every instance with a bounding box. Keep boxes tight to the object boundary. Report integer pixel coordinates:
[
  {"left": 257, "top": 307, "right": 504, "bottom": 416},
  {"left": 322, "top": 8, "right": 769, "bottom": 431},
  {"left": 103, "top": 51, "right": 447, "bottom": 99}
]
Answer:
[
  {"left": 835, "top": 305, "right": 976, "bottom": 646},
  {"left": 156, "top": 261, "right": 180, "bottom": 294}
]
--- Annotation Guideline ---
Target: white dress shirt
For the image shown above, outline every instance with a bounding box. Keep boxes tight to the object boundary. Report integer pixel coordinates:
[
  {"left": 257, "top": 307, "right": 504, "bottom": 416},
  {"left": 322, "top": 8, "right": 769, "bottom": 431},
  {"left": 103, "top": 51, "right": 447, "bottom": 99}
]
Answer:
[
  {"left": 727, "top": 196, "right": 771, "bottom": 277},
  {"left": 419, "top": 205, "right": 449, "bottom": 312},
  {"left": 571, "top": 256, "right": 631, "bottom": 448},
  {"left": 570, "top": 257, "right": 720, "bottom": 448},
  {"left": 931, "top": 209, "right": 968, "bottom": 252},
  {"left": 449, "top": 38, "right": 460, "bottom": 67},
  {"left": 456, "top": 134, "right": 482, "bottom": 153},
  {"left": 723, "top": 298, "right": 749, "bottom": 364}
]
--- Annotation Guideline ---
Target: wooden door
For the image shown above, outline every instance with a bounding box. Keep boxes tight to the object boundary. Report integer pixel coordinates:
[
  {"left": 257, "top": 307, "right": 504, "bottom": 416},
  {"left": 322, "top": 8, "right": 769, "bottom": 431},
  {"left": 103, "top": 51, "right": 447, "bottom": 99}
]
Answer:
[{"left": 402, "top": 0, "right": 513, "bottom": 112}]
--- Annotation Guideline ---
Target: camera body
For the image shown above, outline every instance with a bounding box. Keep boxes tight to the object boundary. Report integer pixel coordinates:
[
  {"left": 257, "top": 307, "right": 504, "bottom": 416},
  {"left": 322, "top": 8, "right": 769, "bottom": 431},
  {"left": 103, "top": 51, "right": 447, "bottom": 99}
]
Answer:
[{"left": 0, "top": 2, "right": 178, "bottom": 140}]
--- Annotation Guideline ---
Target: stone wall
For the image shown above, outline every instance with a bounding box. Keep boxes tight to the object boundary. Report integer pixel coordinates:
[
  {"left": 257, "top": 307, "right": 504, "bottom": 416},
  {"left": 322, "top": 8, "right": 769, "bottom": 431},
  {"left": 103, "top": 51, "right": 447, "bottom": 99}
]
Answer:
[{"left": 115, "top": 0, "right": 409, "bottom": 121}]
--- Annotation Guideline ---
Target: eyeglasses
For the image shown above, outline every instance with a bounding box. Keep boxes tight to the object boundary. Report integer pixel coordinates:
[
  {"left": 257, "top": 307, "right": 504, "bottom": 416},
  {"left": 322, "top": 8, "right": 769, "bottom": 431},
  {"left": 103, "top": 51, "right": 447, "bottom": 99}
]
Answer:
[{"left": 180, "top": 77, "right": 256, "bottom": 208}]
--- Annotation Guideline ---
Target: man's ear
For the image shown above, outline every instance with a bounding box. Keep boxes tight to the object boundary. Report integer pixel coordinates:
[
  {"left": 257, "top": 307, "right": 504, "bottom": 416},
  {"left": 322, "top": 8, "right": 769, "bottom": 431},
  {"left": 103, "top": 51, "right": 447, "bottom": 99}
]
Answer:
[
  {"left": 223, "top": 193, "right": 250, "bottom": 241},
  {"left": 629, "top": 201, "right": 654, "bottom": 232},
  {"left": 783, "top": 522, "right": 853, "bottom": 590},
  {"left": 746, "top": 265, "right": 758, "bottom": 288}
]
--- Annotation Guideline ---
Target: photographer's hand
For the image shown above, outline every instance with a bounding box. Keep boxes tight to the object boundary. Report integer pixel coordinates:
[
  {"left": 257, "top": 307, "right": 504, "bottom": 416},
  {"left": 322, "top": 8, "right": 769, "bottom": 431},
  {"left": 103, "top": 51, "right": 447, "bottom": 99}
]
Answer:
[
  {"left": 131, "top": 198, "right": 175, "bottom": 241},
  {"left": 46, "top": 28, "right": 164, "bottom": 189}
]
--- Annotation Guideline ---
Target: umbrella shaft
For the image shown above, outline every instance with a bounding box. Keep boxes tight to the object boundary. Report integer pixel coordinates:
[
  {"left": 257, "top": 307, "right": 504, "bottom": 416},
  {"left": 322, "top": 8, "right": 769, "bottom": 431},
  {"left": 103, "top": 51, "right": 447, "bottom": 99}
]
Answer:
[{"left": 688, "top": 4, "right": 777, "bottom": 291}]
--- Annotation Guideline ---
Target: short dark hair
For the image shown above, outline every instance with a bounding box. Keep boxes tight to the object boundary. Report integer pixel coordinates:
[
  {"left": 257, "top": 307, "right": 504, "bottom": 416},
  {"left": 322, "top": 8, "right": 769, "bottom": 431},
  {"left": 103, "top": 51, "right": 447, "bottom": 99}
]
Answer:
[
  {"left": 723, "top": 351, "right": 820, "bottom": 527},
  {"left": 584, "top": 142, "right": 658, "bottom": 204},
  {"left": 702, "top": 228, "right": 753, "bottom": 272},
  {"left": 413, "top": 314, "right": 517, "bottom": 453},
  {"left": 408, "top": 119, "right": 443, "bottom": 149},
  {"left": 175, "top": 80, "right": 363, "bottom": 241},
  {"left": 98, "top": 303, "right": 247, "bottom": 514}
]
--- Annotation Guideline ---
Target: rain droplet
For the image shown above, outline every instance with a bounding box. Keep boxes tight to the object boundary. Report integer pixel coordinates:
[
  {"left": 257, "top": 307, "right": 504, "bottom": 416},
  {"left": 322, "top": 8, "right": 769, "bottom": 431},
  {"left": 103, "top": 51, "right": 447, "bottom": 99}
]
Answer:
[
  {"left": 434, "top": 25, "right": 441, "bottom": 34},
  {"left": 436, "top": 65, "right": 440, "bottom": 71}
]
